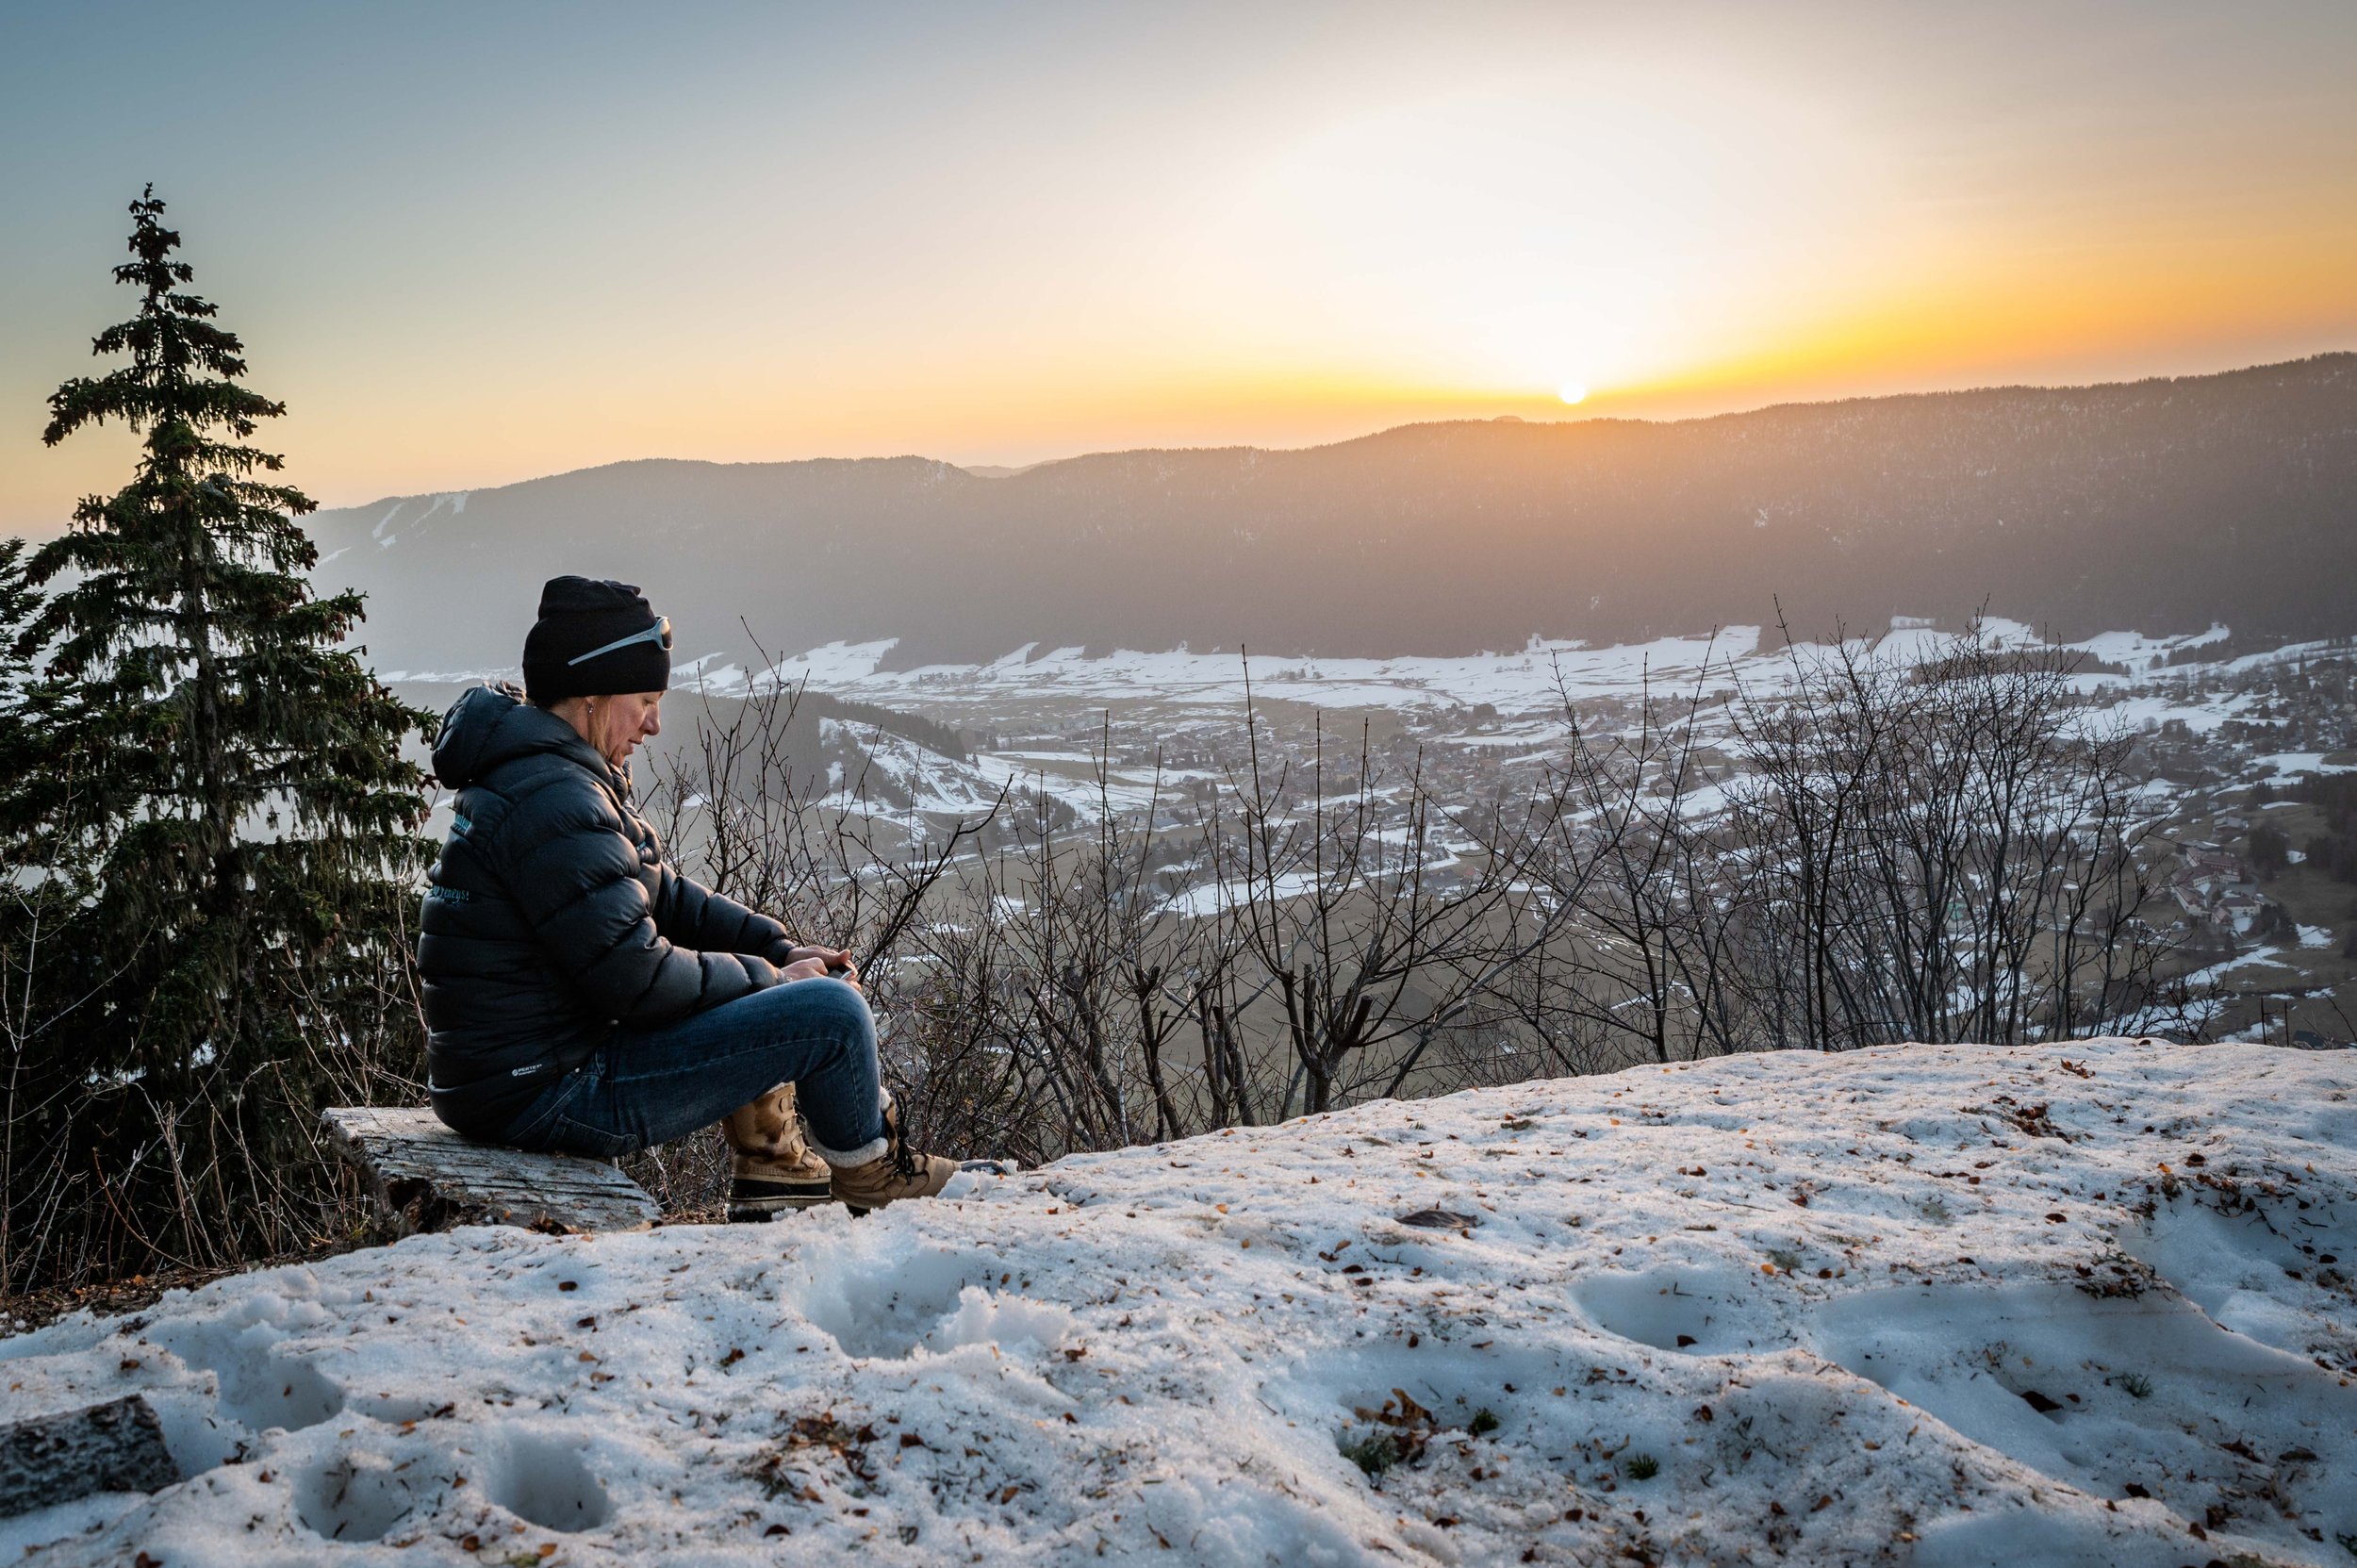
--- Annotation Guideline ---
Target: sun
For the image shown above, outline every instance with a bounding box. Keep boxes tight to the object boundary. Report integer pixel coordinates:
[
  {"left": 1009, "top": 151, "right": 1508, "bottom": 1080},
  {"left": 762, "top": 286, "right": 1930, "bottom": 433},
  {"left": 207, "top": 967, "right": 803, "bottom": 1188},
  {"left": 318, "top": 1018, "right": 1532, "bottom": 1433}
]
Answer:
[{"left": 1558, "top": 382, "right": 1588, "bottom": 405}]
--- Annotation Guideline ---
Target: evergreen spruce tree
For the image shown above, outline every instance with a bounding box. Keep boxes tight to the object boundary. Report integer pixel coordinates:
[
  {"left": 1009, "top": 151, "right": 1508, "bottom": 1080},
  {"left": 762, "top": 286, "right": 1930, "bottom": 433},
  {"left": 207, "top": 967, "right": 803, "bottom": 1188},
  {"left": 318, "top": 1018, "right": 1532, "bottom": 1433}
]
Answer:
[
  {"left": 0, "top": 536, "right": 92, "bottom": 1292},
  {"left": 8, "top": 187, "right": 433, "bottom": 1284},
  {"left": 0, "top": 538, "right": 50, "bottom": 782}
]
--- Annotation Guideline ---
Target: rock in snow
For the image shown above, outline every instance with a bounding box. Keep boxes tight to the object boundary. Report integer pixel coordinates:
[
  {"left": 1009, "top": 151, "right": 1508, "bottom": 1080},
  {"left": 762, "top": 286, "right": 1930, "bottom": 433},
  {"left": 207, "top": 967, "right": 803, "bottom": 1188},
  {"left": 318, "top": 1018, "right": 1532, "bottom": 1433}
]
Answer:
[{"left": 2, "top": 1039, "right": 2352, "bottom": 1566}]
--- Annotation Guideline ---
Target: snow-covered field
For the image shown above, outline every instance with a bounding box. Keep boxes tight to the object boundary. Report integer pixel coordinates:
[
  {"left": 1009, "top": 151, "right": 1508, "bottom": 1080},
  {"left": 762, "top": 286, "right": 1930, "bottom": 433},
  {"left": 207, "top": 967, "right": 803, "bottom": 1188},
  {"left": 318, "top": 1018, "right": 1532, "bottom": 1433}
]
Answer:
[
  {"left": 6, "top": 1039, "right": 2353, "bottom": 1566},
  {"left": 701, "top": 631, "right": 1770, "bottom": 716},
  {"left": 670, "top": 618, "right": 2273, "bottom": 722}
]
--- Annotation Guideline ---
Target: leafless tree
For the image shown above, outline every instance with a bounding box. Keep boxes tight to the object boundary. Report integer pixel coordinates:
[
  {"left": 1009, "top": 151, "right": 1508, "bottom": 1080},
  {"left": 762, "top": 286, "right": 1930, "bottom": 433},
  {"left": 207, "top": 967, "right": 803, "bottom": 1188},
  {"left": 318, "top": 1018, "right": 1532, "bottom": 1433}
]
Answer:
[
  {"left": 1712, "top": 619, "right": 2174, "bottom": 1051},
  {"left": 1209, "top": 678, "right": 1551, "bottom": 1117},
  {"left": 619, "top": 621, "right": 2190, "bottom": 1208}
]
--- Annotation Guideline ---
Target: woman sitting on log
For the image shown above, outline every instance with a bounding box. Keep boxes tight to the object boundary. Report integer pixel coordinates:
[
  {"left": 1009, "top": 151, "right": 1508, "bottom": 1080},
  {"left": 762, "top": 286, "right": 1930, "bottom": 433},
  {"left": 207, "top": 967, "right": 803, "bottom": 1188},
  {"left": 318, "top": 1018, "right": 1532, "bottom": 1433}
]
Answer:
[{"left": 417, "top": 575, "right": 956, "bottom": 1217}]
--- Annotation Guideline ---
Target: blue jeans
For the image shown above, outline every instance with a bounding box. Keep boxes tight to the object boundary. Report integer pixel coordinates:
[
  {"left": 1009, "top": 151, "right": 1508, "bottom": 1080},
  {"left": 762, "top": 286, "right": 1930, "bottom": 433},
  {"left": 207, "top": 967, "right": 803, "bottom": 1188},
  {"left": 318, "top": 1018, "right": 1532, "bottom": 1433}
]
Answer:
[{"left": 500, "top": 978, "right": 886, "bottom": 1162}]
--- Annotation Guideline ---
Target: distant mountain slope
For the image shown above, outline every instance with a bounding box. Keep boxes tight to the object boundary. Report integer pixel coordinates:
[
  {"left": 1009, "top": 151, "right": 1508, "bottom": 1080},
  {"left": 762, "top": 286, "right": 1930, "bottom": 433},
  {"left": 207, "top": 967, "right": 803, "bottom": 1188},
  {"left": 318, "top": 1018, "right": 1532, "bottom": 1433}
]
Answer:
[{"left": 312, "top": 355, "right": 2357, "bottom": 671}]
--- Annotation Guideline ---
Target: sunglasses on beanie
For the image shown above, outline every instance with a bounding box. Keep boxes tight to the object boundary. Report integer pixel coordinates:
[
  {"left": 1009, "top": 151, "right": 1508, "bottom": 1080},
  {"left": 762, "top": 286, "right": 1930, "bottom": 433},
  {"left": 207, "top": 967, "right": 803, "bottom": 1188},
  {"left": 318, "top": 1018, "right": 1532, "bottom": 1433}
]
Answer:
[{"left": 566, "top": 617, "right": 673, "bottom": 667}]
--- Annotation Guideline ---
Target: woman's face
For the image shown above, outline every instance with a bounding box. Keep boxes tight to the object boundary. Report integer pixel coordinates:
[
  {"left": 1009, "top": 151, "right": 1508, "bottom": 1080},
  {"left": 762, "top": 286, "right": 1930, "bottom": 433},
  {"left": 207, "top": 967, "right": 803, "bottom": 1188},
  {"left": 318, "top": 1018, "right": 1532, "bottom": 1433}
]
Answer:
[{"left": 582, "top": 690, "right": 665, "bottom": 767}]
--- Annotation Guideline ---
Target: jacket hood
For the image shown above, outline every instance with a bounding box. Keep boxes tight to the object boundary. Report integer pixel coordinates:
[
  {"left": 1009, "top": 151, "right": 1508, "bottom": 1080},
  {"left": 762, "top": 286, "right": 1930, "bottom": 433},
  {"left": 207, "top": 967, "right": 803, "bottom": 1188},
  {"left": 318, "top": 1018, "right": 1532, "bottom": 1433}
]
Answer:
[{"left": 432, "top": 682, "right": 611, "bottom": 790}]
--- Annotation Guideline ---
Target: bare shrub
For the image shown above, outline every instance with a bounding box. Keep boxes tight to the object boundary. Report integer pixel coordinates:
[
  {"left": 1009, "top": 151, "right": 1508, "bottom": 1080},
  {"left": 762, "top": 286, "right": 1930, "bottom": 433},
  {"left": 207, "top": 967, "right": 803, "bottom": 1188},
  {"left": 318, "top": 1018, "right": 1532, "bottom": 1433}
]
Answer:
[{"left": 567, "top": 619, "right": 2195, "bottom": 1213}]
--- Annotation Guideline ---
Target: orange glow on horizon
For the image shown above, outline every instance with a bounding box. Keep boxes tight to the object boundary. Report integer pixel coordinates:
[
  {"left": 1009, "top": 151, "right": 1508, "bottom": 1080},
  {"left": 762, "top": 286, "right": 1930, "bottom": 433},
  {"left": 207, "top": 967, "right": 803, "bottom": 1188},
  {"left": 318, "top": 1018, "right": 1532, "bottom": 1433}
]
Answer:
[{"left": 6, "top": 8, "right": 2355, "bottom": 531}]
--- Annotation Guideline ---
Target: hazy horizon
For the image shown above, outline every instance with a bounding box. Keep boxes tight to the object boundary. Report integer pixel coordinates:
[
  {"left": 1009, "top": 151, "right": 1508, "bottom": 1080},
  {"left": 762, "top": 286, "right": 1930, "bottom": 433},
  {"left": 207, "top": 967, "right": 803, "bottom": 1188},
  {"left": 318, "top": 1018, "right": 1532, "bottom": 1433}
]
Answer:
[
  {"left": 6, "top": 1, "right": 2355, "bottom": 533},
  {"left": 11, "top": 349, "right": 2351, "bottom": 539}
]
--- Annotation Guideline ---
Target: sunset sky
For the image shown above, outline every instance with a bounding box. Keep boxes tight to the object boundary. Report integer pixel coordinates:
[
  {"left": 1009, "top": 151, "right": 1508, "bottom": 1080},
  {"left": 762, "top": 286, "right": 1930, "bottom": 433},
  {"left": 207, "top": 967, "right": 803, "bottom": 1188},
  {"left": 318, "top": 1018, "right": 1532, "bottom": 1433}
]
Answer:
[{"left": 2, "top": 0, "right": 2352, "bottom": 533}]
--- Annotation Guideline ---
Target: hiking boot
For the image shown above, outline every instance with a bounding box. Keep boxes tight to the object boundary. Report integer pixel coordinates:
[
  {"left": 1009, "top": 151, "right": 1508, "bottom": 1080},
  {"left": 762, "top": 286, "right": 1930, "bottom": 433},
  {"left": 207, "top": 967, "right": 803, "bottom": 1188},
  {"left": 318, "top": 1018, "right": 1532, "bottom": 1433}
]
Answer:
[
  {"left": 818, "top": 1097, "right": 958, "bottom": 1215},
  {"left": 724, "top": 1083, "right": 834, "bottom": 1223}
]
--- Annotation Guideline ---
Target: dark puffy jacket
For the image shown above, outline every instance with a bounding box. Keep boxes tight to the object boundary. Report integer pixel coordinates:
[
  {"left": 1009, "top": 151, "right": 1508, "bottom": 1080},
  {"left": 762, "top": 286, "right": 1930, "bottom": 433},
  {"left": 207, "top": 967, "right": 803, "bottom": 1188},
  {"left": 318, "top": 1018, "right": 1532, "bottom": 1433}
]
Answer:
[{"left": 419, "top": 684, "right": 795, "bottom": 1135}]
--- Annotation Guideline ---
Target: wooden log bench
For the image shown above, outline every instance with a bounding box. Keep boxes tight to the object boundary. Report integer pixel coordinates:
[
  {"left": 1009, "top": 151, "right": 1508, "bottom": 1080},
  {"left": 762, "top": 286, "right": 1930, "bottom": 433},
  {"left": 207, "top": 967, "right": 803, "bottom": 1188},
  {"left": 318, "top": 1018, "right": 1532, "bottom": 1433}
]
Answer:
[{"left": 322, "top": 1107, "right": 659, "bottom": 1238}]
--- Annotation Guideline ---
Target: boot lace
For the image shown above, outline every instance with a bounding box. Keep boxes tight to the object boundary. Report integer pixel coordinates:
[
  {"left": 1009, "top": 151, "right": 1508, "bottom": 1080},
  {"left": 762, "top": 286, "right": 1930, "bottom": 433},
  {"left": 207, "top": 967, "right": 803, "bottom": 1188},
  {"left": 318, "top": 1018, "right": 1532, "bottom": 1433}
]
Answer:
[{"left": 884, "top": 1105, "right": 921, "bottom": 1180}]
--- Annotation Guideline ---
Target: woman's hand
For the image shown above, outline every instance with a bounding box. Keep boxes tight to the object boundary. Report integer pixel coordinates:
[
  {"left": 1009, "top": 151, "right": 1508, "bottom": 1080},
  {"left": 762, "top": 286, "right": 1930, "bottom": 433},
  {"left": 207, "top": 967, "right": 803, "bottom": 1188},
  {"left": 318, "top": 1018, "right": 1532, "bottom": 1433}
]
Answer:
[{"left": 782, "top": 946, "right": 859, "bottom": 988}]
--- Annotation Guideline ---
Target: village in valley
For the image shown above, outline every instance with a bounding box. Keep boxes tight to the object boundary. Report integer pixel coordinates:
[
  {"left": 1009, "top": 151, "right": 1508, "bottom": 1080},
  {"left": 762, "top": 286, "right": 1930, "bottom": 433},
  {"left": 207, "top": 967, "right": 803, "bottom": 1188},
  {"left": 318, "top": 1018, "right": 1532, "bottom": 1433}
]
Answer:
[{"left": 689, "top": 621, "right": 2357, "bottom": 1053}]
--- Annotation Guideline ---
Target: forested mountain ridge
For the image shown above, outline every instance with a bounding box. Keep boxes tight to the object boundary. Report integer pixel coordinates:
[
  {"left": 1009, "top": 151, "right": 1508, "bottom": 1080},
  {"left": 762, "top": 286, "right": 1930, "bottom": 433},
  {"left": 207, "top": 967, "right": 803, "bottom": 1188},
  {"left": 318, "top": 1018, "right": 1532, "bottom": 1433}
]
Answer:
[{"left": 312, "top": 354, "right": 2357, "bottom": 670}]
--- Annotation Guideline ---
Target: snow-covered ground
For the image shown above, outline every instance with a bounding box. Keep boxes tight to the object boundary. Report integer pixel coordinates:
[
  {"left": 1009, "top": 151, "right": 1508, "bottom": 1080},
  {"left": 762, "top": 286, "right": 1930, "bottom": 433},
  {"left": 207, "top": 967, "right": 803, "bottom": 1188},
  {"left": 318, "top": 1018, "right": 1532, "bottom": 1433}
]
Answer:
[
  {"left": 670, "top": 618, "right": 2263, "bottom": 724},
  {"left": 379, "top": 614, "right": 2340, "bottom": 755},
  {"left": 6, "top": 1039, "right": 2352, "bottom": 1566},
  {"left": 682, "top": 630, "right": 1771, "bottom": 718}
]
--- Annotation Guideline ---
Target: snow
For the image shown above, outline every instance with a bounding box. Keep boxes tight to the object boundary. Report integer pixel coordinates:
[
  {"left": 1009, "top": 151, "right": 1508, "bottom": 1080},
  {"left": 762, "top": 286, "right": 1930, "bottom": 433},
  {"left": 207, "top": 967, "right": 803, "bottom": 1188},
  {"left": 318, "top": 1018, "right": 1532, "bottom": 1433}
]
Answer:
[
  {"left": 375, "top": 668, "right": 527, "bottom": 687},
  {"left": 2179, "top": 945, "right": 2294, "bottom": 988},
  {"left": 1869, "top": 618, "right": 2045, "bottom": 667},
  {"left": 697, "top": 631, "right": 1769, "bottom": 718},
  {"left": 377, "top": 622, "right": 2329, "bottom": 776},
  {"left": 967, "top": 753, "right": 1161, "bottom": 820},
  {"left": 2218, "top": 640, "right": 2349, "bottom": 678},
  {"left": 2257, "top": 752, "right": 2357, "bottom": 778},
  {"left": 4, "top": 1038, "right": 2352, "bottom": 1566},
  {"left": 652, "top": 622, "right": 2327, "bottom": 758},
  {"left": 2067, "top": 624, "right": 2231, "bottom": 674},
  {"left": 358, "top": 493, "right": 472, "bottom": 553},
  {"left": 816, "top": 721, "right": 1005, "bottom": 817},
  {"left": 1162, "top": 868, "right": 1322, "bottom": 917},
  {"left": 752, "top": 638, "right": 907, "bottom": 689}
]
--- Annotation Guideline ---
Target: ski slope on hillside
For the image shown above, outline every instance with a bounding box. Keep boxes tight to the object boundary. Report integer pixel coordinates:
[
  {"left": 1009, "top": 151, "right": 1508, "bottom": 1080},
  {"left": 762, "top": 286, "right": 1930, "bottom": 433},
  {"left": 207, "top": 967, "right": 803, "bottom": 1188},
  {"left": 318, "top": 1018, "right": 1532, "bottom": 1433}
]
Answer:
[{"left": 4, "top": 1039, "right": 2352, "bottom": 1565}]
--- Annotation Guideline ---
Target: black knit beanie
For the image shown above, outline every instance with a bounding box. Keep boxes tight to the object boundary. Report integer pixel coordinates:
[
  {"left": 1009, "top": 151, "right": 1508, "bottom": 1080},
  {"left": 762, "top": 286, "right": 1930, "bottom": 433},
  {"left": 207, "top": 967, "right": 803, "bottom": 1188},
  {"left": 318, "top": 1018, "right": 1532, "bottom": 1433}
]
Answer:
[{"left": 520, "top": 576, "right": 672, "bottom": 705}]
